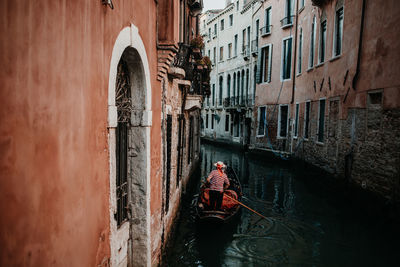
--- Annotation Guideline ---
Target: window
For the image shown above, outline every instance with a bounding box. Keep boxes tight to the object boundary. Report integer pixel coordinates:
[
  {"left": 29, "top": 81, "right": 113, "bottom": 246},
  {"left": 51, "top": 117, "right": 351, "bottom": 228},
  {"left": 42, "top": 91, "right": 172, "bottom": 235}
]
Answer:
[
  {"left": 212, "top": 84, "right": 215, "bottom": 106},
  {"left": 225, "top": 114, "right": 230, "bottom": 132},
  {"left": 221, "top": 19, "right": 225, "bottom": 31},
  {"left": 318, "top": 99, "right": 326, "bottom": 143},
  {"left": 211, "top": 114, "right": 215, "bottom": 129},
  {"left": 219, "top": 46, "right": 224, "bottom": 61},
  {"left": 165, "top": 114, "right": 172, "bottom": 212},
  {"left": 304, "top": 101, "right": 310, "bottom": 138},
  {"left": 213, "top": 47, "right": 216, "bottom": 63},
  {"left": 219, "top": 76, "right": 223, "bottom": 105},
  {"left": 228, "top": 43, "right": 232, "bottom": 58},
  {"left": 309, "top": 16, "right": 316, "bottom": 68},
  {"left": 234, "top": 34, "right": 238, "bottom": 56},
  {"left": 236, "top": 1, "right": 239, "bottom": 11},
  {"left": 282, "top": 37, "right": 292, "bottom": 80},
  {"left": 242, "top": 29, "right": 246, "bottom": 53},
  {"left": 229, "top": 14, "right": 233, "bottom": 26},
  {"left": 188, "top": 116, "right": 194, "bottom": 164},
  {"left": 297, "top": 28, "right": 303, "bottom": 74},
  {"left": 227, "top": 74, "right": 231, "bottom": 98},
  {"left": 260, "top": 44, "right": 272, "bottom": 83},
  {"left": 334, "top": 7, "right": 344, "bottom": 57},
  {"left": 284, "top": 0, "right": 293, "bottom": 25},
  {"left": 257, "top": 106, "right": 266, "bottom": 136},
  {"left": 300, "top": 0, "right": 305, "bottom": 9},
  {"left": 214, "top": 24, "right": 217, "bottom": 36},
  {"left": 294, "top": 103, "right": 299, "bottom": 137},
  {"left": 207, "top": 49, "right": 210, "bottom": 58},
  {"left": 319, "top": 20, "right": 327, "bottom": 63},
  {"left": 278, "top": 105, "right": 289, "bottom": 138},
  {"left": 206, "top": 113, "right": 209, "bottom": 128},
  {"left": 247, "top": 26, "right": 251, "bottom": 49},
  {"left": 261, "top": 7, "right": 271, "bottom": 36},
  {"left": 208, "top": 28, "right": 211, "bottom": 39}
]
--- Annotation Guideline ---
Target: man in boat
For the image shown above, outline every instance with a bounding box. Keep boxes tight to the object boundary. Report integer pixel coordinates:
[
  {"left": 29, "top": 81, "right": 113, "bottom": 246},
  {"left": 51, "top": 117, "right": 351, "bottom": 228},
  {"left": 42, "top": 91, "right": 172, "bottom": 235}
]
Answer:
[{"left": 206, "top": 161, "right": 230, "bottom": 211}]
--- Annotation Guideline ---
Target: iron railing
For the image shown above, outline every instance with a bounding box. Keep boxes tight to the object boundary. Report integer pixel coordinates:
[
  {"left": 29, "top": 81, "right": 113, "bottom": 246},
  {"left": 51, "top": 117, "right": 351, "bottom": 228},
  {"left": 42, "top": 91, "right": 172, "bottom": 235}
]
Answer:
[
  {"left": 172, "top": 43, "right": 211, "bottom": 97},
  {"left": 280, "top": 16, "right": 294, "bottom": 28},
  {"left": 251, "top": 40, "right": 258, "bottom": 55},
  {"left": 260, "top": 25, "right": 271, "bottom": 36}
]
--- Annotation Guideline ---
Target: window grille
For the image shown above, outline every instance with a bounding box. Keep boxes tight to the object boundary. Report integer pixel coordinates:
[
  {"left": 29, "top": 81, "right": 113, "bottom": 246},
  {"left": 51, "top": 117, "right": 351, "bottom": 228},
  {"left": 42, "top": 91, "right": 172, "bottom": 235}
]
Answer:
[{"left": 115, "top": 59, "right": 131, "bottom": 227}]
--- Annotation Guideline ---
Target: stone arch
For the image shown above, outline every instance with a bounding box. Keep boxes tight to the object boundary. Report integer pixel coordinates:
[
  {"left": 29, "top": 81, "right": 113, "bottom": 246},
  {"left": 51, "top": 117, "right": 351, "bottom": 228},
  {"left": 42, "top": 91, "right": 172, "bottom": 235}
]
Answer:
[{"left": 107, "top": 25, "right": 152, "bottom": 267}]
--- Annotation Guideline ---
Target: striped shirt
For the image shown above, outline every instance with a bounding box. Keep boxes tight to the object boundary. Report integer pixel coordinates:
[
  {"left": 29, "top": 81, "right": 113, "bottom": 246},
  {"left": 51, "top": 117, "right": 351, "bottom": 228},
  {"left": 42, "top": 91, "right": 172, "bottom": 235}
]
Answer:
[{"left": 207, "top": 170, "right": 230, "bottom": 192}]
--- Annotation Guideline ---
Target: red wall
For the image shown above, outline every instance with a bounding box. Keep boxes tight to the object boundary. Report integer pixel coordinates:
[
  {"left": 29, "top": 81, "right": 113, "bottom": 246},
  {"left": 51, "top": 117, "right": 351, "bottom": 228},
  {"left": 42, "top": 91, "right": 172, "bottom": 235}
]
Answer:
[{"left": 0, "top": 0, "right": 161, "bottom": 266}]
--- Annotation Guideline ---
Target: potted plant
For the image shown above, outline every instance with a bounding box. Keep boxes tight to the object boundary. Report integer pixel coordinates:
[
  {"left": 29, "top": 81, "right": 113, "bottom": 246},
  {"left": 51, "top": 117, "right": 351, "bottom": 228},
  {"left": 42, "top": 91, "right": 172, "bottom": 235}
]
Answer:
[
  {"left": 190, "top": 35, "right": 204, "bottom": 54},
  {"left": 202, "top": 56, "right": 212, "bottom": 70}
]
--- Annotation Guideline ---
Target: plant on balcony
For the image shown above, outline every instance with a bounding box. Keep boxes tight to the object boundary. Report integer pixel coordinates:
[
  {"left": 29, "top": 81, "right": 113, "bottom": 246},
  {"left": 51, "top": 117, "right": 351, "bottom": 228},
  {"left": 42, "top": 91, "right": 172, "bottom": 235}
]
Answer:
[
  {"left": 202, "top": 56, "right": 212, "bottom": 70},
  {"left": 196, "top": 58, "right": 205, "bottom": 70},
  {"left": 190, "top": 35, "right": 204, "bottom": 50}
]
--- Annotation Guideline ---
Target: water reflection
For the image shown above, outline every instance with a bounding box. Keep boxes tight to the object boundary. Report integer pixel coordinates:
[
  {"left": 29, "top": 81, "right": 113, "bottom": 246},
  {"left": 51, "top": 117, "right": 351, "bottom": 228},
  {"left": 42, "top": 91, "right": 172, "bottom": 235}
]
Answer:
[{"left": 166, "top": 143, "right": 399, "bottom": 267}]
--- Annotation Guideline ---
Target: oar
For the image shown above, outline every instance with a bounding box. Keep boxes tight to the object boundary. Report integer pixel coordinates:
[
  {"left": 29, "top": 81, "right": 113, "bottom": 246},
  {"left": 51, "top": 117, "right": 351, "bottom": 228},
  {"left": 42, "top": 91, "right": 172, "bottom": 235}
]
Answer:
[{"left": 224, "top": 194, "right": 268, "bottom": 220}]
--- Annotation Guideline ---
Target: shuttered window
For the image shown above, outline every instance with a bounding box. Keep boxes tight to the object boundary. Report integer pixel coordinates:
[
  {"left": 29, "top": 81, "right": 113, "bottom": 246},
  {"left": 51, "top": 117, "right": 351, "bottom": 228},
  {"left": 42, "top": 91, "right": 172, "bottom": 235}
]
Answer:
[{"left": 256, "top": 44, "right": 272, "bottom": 83}]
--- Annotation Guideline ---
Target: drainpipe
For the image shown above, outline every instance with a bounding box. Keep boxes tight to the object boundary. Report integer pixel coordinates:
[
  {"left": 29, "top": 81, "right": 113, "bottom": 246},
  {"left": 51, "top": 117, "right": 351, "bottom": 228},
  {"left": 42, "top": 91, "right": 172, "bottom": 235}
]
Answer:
[
  {"left": 352, "top": 0, "right": 366, "bottom": 91},
  {"left": 289, "top": 0, "right": 300, "bottom": 156},
  {"left": 291, "top": 0, "right": 299, "bottom": 104}
]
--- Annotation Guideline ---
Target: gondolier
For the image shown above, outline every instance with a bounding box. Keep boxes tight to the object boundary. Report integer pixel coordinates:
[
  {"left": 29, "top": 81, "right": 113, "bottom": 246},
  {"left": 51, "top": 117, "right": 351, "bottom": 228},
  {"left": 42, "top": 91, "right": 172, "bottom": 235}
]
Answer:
[{"left": 206, "top": 161, "right": 230, "bottom": 211}]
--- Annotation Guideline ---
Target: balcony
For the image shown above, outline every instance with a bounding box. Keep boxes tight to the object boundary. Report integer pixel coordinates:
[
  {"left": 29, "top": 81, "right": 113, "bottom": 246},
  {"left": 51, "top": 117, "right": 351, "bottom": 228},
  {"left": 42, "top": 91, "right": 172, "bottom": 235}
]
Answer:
[
  {"left": 242, "top": 45, "right": 250, "bottom": 60},
  {"left": 223, "top": 97, "right": 231, "bottom": 108},
  {"left": 311, "top": 0, "right": 331, "bottom": 7},
  {"left": 251, "top": 40, "right": 258, "bottom": 56},
  {"left": 260, "top": 25, "right": 271, "bottom": 37},
  {"left": 246, "top": 94, "right": 254, "bottom": 107},
  {"left": 171, "top": 43, "right": 211, "bottom": 97},
  {"left": 280, "top": 16, "right": 294, "bottom": 29}
]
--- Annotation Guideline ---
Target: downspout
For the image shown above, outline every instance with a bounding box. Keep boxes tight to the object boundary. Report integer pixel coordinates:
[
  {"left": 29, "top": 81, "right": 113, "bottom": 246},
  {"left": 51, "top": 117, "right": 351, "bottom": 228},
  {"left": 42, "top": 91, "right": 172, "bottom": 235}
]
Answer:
[
  {"left": 291, "top": 0, "right": 299, "bottom": 104},
  {"left": 289, "top": 0, "right": 299, "bottom": 155},
  {"left": 352, "top": 0, "right": 366, "bottom": 91}
]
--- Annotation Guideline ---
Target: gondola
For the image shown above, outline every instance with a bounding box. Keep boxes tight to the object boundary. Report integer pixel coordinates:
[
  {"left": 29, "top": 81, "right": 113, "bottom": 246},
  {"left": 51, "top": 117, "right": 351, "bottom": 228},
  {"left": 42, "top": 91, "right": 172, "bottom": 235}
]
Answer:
[{"left": 195, "top": 166, "right": 242, "bottom": 223}]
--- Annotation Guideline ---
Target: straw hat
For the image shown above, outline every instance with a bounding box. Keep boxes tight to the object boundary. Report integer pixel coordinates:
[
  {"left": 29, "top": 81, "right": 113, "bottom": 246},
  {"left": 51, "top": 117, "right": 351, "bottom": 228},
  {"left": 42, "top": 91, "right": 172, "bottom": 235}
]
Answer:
[{"left": 214, "top": 161, "right": 226, "bottom": 168}]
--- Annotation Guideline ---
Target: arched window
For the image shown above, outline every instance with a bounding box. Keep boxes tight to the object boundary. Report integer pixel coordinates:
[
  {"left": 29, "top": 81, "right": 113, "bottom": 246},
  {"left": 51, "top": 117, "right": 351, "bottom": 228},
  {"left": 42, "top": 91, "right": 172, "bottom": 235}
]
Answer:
[
  {"left": 246, "top": 69, "right": 249, "bottom": 101},
  {"left": 219, "top": 76, "right": 223, "bottom": 106},
  {"left": 241, "top": 69, "right": 245, "bottom": 103},
  {"left": 333, "top": 0, "right": 344, "bottom": 57},
  {"left": 237, "top": 71, "right": 240, "bottom": 105},
  {"left": 233, "top": 73, "right": 236, "bottom": 99},
  {"left": 227, "top": 74, "right": 231, "bottom": 99}
]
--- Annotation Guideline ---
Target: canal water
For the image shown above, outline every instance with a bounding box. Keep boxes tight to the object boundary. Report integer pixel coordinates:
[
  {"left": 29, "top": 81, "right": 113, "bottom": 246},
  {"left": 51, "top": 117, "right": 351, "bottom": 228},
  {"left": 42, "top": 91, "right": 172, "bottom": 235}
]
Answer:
[{"left": 165, "top": 143, "right": 399, "bottom": 267}]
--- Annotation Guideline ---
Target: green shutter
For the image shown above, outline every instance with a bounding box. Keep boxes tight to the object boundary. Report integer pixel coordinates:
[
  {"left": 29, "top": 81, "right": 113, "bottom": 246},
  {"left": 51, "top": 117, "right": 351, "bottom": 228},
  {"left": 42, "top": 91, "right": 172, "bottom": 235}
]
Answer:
[
  {"left": 268, "top": 45, "right": 273, "bottom": 83},
  {"left": 256, "top": 47, "right": 262, "bottom": 83}
]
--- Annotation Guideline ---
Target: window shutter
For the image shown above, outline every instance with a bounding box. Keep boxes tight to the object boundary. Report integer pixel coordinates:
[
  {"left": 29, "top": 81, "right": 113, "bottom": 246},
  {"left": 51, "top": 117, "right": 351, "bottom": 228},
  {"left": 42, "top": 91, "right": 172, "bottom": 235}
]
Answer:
[
  {"left": 268, "top": 45, "right": 273, "bottom": 83},
  {"left": 256, "top": 47, "right": 262, "bottom": 83}
]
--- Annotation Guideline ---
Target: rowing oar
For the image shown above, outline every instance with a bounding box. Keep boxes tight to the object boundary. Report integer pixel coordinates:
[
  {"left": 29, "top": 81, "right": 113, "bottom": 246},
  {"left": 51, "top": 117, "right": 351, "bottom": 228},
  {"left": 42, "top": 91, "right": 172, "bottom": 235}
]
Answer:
[{"left": 224, "top": 194, "right": 268, "bottom": 220}]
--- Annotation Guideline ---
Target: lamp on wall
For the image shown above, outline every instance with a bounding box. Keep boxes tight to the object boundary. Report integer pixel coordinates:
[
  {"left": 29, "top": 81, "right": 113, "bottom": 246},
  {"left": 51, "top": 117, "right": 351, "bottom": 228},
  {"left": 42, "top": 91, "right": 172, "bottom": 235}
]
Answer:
[{"left": 101, "top": 0, "right": 114, "bottom": 10}]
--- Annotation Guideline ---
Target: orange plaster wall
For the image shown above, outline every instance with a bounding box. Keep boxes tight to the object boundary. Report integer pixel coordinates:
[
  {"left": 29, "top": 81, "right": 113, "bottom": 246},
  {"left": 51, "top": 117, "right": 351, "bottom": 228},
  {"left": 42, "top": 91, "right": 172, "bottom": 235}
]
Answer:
[{"left": 0, "top": 0, "right": 161, "bottom": 266}]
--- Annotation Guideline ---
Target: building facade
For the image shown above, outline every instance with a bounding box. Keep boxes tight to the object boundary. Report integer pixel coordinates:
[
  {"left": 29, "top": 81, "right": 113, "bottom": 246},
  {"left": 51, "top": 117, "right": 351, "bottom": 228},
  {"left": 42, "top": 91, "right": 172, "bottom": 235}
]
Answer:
[
  {"left": 200, "top": 0, "right": 261, "bottom": 147},
  {"left": 0, "top": 0, "right": 206, "bottom": 266},
  {"left": 253, "top": 0, "right": 400, "bottom": 203},
  {"left": 200, "top": 0, "right": 400, "bottom": 205}
]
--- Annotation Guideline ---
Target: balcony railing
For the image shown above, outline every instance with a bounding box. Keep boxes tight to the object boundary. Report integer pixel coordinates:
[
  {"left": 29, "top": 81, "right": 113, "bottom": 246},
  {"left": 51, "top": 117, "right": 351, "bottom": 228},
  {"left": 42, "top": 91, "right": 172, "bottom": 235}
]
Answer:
[
  {"left": 172, "top": 43, "right": 211, "bottom": 97},
  {"left": 223, "top": 97, "right": 230, "bottom": 107},
  {"left": 280, "top": 16, "right": 294, "bottom": 28},
  {"left": 251, "top": 40, "right": 258, "bottom": 56},
  {"left": 260, "top": 25, "right": 271, "bottom": 36},
  {"left": 246, "top": 94, "right": 254, "bottom": 107},
  {"left": 242, "top": 45, "right": 250, "bottom": 60}
]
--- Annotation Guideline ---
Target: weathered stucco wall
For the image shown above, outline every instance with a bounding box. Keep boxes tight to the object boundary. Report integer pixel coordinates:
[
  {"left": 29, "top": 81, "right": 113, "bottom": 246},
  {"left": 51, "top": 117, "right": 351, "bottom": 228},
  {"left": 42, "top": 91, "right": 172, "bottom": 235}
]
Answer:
[
  {"left": 252, "top": 0, "right": 400, "bottom": 203},
  {"left": 0, "top": 0, "right": 161, "bottom": 266}
]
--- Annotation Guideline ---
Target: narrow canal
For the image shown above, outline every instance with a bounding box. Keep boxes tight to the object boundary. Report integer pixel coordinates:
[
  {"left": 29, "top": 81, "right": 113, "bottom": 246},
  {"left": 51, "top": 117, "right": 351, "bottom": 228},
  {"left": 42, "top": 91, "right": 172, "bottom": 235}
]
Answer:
[{"left": 165, "top": 143, "right": 399, "bottom": 266}]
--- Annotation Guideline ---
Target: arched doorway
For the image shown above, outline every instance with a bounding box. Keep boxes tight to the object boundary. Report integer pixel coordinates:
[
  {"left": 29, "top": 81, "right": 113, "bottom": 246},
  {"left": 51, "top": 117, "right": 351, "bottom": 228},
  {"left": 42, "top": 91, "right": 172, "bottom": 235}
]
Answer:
[{"left": 107, "top": 25, "right": 152, "bottom": 267}]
